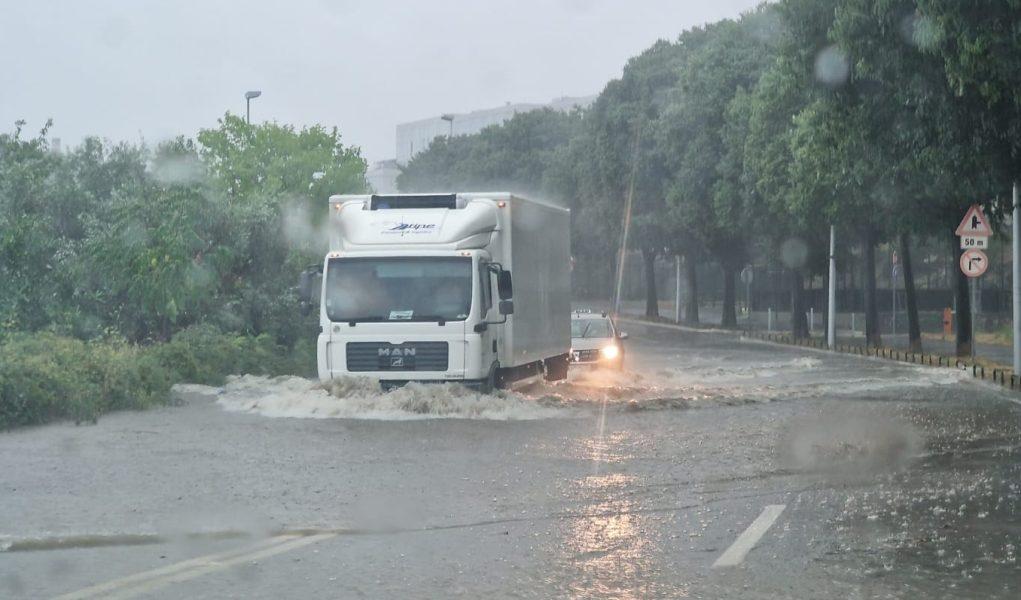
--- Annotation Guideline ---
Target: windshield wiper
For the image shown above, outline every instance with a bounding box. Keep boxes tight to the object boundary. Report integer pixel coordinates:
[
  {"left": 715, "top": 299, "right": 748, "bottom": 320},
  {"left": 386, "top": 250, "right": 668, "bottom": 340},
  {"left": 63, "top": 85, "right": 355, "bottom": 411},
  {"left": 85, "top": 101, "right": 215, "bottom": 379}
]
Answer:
[{"left": 345, "top": 316, "right": 388, "bottom": 326}]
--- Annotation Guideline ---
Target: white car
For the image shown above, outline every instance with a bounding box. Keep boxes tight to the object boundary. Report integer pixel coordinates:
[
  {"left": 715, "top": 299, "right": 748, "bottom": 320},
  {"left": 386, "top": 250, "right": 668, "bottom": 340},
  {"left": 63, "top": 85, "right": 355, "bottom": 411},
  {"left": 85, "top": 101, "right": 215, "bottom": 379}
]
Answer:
[{"left": 569, "top": 311, "right": 627, "bottom": 369}]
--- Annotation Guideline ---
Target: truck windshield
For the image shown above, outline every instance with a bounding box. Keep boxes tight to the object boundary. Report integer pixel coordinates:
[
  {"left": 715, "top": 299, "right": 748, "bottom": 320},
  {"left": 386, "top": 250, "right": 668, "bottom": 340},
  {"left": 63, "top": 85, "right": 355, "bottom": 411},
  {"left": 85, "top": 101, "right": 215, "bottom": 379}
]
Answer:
[{"left": 325, "top": 257, "right": 472, "bottom": 322}]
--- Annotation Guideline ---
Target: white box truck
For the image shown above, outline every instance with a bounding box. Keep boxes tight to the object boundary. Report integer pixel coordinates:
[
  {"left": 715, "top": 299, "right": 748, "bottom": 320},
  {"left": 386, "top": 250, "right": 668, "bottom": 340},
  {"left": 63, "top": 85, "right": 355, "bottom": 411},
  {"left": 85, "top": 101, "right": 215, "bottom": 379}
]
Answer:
[{"left": 303, "top": 192, "right": 571, "bottom": 390}]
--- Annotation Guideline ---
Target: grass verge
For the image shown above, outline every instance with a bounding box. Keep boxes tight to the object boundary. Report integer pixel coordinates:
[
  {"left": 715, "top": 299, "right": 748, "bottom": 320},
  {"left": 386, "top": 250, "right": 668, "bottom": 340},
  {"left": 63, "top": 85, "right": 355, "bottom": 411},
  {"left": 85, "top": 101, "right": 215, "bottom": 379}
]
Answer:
[{"left": 0, "top": 325, "right": 315, "bottom": 429}]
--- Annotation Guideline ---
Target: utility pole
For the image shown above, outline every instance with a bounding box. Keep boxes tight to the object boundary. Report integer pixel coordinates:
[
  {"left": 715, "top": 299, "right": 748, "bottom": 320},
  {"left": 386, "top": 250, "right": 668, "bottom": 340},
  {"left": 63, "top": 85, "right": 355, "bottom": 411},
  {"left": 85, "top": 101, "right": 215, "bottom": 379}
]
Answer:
[
  {"left": 1014, "top": 180, "right": 1020, "bottom": 373},
  {"left": 891, "top": 250, "right": 899, "bottom": 336},
  {"left": 827, "top": 225, "right": 836, "bottom": 349},
  {"left": 612, "top": 130, "right": 641, "bottom": 316},
  {"left": 674, "top": 255, "right": 682, "bottom": 323},
  {"left": 892, "top": 275, "right": 897, "bottom": 336}
]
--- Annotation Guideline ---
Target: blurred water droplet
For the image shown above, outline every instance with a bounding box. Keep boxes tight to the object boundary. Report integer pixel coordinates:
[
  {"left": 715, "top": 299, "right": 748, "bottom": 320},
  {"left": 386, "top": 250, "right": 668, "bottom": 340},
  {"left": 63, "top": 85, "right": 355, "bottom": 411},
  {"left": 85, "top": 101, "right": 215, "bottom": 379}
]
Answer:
[
  {"left": 899, "top": 12, "right": 940, "bottom": 49},
  {"left": 814, "top": 45, "right": 849, "bottom": 87},
  {"left": 780, "top": 237, "right": 808, "bottom": 269}
]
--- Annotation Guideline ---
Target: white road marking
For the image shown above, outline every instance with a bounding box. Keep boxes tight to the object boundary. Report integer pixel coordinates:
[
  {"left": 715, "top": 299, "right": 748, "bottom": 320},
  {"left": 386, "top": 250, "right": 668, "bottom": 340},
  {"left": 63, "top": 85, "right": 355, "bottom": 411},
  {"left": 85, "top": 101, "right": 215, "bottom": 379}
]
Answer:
[
  {"left": 712, "top": 504, "right": 786, "bottom": 568},
  {"left": 55, "top": 533, "right": 335, "bottom": 600}
]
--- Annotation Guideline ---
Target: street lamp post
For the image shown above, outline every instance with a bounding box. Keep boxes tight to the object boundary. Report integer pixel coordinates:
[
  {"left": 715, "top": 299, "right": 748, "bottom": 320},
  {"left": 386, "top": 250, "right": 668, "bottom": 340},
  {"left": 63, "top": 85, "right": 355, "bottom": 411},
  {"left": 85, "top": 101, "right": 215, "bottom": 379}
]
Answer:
[
  {"left": 245, "top": 90, "right": 262, "bottom": 124},
  {"left": 440, "top": 113, "right": 454, "bottom": 138}
]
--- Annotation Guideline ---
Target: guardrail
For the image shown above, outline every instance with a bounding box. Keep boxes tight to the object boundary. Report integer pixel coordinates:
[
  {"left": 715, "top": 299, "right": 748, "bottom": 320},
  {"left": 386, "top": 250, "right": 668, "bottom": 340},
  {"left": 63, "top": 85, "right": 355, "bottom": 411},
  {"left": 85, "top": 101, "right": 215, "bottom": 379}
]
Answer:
[{"left": 742, "top": 331, "right": 1020, "bottom": 391}]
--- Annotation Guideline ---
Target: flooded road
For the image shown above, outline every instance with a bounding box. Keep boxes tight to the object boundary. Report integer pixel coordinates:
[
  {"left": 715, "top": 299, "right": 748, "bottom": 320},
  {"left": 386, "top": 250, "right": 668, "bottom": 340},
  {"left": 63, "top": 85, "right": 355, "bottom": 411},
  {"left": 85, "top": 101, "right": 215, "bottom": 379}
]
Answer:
[{"left": 2, "top": 322, "right": 1019, "bottom": 598}]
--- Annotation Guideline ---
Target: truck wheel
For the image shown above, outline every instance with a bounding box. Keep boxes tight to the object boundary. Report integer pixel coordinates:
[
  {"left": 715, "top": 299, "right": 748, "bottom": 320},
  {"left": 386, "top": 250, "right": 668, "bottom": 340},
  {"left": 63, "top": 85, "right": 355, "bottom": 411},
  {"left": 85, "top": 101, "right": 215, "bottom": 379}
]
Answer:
[
  {"left": 543, "top": 353, "right": 570, "bottom": 382},
  {"left": 482, "top": 362, "right": 500, "bottom": 393}
]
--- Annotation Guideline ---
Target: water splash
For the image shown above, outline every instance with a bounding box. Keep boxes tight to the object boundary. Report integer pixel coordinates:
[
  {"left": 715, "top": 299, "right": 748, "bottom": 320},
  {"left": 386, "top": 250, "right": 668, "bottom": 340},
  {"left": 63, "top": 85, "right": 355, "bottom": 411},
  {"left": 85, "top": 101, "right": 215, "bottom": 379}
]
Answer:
[{"left": 208, "top": 375, "right": 568, "bottom": 421}]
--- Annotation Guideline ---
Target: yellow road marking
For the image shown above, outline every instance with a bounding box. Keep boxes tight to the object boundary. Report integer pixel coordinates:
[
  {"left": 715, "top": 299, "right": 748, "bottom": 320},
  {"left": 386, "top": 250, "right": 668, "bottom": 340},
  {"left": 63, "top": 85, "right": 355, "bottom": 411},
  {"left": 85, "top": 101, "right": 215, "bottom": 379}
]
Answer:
[{"left": 55, "top": 534, "right": 334, "bottom": 600}]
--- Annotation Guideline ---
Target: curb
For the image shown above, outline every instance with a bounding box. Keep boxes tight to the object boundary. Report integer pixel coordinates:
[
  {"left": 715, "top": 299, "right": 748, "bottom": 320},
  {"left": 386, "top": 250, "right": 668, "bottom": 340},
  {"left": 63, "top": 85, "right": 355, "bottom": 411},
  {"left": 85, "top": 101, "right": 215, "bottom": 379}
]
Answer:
[
  {"left": 619, "top": 315, "right": 1021, "bottom": 394},
  {"left": 616, "top": 316, "right": 742, "bottom": 337}
]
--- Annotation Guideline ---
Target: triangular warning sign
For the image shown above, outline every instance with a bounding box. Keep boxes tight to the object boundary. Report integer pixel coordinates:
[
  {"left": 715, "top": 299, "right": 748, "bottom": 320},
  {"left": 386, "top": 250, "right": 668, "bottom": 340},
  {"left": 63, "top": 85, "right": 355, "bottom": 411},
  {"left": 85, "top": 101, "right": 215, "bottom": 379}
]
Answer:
[{"left": 955, "top": 204, "right": 993, "bottom": 236}]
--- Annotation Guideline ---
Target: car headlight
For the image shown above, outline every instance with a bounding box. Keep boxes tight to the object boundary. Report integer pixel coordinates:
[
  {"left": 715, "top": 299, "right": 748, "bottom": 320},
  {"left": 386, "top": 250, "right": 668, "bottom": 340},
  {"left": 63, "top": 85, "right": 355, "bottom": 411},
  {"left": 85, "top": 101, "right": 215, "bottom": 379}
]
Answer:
[{"left": 600, "top": 344, "right": 619, "bottom": 359}]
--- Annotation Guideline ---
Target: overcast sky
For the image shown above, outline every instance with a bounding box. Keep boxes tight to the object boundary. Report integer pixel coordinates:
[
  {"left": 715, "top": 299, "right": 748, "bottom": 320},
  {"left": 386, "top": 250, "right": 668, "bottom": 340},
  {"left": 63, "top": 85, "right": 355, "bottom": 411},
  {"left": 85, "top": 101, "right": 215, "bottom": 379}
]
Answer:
[{"left": 2, "top": 0, "right": 762, "bottom": 162}]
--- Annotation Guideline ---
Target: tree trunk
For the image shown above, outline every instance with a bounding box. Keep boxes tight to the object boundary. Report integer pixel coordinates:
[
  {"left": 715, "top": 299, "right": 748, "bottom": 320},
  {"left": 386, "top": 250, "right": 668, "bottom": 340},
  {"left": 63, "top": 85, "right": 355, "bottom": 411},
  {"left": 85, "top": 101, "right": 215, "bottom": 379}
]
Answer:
[
  {"left": 900, "top": 232, "right": 922, "bottom": 353},
  {"left": 863, "top": 230, "right": 882, "bottom": 347},
  {"left": 721, "top": 265, "right": 737, "bottom": 328},
  {"left": 953, "top": 233, "right": 972, "bottom": 356},
  {"left": 684, "top": 253, "right": 699, "bottom": 325},
  {"left": 642, "top": 248, "right": 659, "bottom": 318},
  {"left": 791, "top": 270, "right": 809, "bottom": 339}
]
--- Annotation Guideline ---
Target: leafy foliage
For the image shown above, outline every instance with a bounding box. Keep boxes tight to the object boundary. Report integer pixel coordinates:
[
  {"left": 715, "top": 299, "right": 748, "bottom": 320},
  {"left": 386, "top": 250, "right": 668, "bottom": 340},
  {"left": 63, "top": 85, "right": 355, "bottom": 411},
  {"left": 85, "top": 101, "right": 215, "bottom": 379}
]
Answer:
[
  {"left": 395, "top": 0, "right": 1020, "bottom": 346},
  {"left": 0, "top": 114, "right": 365, "bottom": 426},
  {"left": 0, "top": 326, "right": 314, "bottom": 429},
  {"left": 0, "top": 114, "right": 367, "bottom": 344}
]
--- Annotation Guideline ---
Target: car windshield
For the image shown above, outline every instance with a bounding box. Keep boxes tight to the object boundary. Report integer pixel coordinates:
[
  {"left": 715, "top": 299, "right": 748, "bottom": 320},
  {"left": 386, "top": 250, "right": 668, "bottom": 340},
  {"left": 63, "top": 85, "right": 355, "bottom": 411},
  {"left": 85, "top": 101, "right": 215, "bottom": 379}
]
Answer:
[
  {"left": 324, "top": 257, "right": 471, "bottom": 322},
  {"left": 571, "top": 318, "right": 613, "bottom": 339}
]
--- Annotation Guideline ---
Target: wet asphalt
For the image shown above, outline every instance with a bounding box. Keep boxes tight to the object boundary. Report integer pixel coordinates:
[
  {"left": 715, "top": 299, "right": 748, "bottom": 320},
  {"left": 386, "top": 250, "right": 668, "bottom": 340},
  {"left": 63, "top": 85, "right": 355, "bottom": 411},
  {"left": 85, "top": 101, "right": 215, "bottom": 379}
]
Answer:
[{"left": 2, "top": 322, "right": 1019, "bottom": 599}]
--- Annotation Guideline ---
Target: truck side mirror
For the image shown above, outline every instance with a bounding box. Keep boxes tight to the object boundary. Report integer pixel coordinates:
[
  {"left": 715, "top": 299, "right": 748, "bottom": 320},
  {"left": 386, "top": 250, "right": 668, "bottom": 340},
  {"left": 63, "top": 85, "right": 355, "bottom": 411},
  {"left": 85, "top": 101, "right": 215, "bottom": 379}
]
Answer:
[
  {"left": 499, "top": 300, "right": 514, "bottom": 315},
  {"left": 618, "top": 331, "right": 629, "bottom": 340},
  {"left": 297, "top": 266, "right": 322, "bottom": 302},
  {"left": 298, "top": 270, "right": 314, "bottom": 301},
  {"left": 497, "top": 270, "right": 513, "bottom": 300}
]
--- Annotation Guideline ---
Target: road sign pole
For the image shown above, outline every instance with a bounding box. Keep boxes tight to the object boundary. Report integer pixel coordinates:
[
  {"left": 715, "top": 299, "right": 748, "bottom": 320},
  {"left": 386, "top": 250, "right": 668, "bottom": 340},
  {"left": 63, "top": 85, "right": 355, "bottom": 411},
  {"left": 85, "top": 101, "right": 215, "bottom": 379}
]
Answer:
[
  {"left": 828, "top": 226, "right": 836, "bottom": 349},
  {"left": 1013, "top": 181, "right": 1020, "bottom": 374},
  {"left": 971, "top": 276, "right": 977, "bottom": 360},
  {"left": 956, "top": 204, "right": 992, "bottom": 360}
]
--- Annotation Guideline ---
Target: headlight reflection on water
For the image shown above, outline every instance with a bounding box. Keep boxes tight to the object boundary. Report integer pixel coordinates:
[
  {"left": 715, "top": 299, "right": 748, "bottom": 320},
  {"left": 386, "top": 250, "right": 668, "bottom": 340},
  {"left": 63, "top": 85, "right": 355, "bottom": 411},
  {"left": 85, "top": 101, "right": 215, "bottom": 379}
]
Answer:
[{"left": 561, "top": 473, "right": 689, "bottom": 599}]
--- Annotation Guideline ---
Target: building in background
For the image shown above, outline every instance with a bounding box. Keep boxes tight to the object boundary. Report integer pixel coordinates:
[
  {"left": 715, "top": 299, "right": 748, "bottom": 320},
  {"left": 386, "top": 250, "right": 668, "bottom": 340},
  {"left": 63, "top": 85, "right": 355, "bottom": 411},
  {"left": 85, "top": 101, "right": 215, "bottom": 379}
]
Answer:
[
  {"left": 366, "top": 159, "right": 401, "bottom": 193},
  {"left": 394, "top": 95, "right": 594, "bottom": 165}
]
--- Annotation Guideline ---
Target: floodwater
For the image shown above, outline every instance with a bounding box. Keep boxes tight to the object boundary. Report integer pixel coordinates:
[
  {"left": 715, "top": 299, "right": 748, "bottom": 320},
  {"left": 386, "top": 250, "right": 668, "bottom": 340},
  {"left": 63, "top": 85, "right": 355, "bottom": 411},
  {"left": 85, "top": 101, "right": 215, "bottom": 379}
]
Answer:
[{"left": 2, "top": 322, "right": 1018, "bottom": 599}]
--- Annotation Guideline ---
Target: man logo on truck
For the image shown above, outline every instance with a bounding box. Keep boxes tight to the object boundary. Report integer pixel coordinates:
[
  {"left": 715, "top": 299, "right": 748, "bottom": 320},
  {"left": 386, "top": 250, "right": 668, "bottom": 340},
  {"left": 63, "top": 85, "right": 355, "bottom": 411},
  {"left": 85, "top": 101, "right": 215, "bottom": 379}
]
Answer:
[{"left": 378, "top": 347, "right": 416, "bottom": 357}]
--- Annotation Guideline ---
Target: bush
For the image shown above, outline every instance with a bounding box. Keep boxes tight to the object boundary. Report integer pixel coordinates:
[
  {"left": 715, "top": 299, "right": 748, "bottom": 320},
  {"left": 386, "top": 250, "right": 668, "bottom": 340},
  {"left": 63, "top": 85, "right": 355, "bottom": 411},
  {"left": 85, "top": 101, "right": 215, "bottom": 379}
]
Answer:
[
  {"left": 0, "top": 333, "right": 172, "bottom": 427},
  {"left": 148, "top": 324, "right": 308, "bottom": 386},
  {"left": 0, "top": 325, "right": 315, "bottom": 429}
]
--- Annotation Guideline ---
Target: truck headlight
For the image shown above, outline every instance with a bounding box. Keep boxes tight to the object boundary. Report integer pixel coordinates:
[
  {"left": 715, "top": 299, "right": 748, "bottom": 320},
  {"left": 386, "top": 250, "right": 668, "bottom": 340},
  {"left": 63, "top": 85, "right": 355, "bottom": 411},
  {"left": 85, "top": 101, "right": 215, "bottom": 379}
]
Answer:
[{"left": 600, "top": 344, "right": 619, "bottom": 360}]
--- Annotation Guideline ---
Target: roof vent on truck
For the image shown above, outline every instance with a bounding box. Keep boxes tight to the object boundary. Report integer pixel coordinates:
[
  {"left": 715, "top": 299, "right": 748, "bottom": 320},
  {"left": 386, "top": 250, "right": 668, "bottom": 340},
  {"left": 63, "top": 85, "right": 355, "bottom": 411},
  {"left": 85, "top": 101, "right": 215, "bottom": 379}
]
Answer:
[{"left": 369, "top": 194, "right": 461, "bottom": 210}]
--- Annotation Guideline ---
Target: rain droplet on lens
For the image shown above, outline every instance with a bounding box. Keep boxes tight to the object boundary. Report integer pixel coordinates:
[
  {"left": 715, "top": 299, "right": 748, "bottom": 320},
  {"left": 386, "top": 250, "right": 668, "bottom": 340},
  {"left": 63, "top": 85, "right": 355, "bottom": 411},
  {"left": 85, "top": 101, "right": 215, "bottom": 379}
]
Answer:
[
  {"left": 780, "top": 237, "right": 809, "bottom": 269},
  {"left": 899, "top": 12, "right": 940, "bottom": 50},
  {"left": 814, "top": 45, "right": 849, "bottom": 87}
]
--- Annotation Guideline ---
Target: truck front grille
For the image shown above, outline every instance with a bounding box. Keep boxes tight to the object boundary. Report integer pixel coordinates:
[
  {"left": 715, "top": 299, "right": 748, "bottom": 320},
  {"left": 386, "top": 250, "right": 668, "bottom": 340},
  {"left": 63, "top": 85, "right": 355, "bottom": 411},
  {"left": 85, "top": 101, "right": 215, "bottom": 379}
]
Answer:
[{"left": 346, "top": 342, "right": 449, "bottom": 372}]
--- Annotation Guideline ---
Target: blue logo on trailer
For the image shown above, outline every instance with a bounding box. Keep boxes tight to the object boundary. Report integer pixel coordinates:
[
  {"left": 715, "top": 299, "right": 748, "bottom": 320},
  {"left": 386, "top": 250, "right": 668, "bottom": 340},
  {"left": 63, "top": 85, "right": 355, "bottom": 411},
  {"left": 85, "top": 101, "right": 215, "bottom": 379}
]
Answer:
[
  {"left": 388, "top": 223, "right": 436, "bottom": 232},
  {"left": 381, "top": 219, "right": 438, "bottom": 236}
]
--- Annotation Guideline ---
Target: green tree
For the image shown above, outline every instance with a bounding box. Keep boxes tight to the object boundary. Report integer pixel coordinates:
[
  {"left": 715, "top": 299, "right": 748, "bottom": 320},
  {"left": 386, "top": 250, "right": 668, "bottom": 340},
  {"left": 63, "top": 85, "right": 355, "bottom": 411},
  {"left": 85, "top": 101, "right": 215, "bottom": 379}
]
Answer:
[
  {"left": 195, "top": 115, "right": 369, "bottom": 344},
  {"left": 661, "top": 10, "right": 779, "bottom": 327},
  {"left": 828, "top": 0, "right": 1006, "bottom": 354},
  {"left": 742, "top": 4, "right": 824, "bottom": 340},
  {"left": 398, "top": 108, "right": 580, "bottom": 195},
  {"left": 0, "top": 121, "right": 62, "bottom": 332},
  {"left": 396, "top": 109, "right": 600, "bottom": 292}
]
